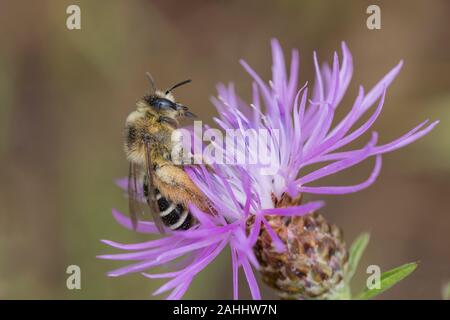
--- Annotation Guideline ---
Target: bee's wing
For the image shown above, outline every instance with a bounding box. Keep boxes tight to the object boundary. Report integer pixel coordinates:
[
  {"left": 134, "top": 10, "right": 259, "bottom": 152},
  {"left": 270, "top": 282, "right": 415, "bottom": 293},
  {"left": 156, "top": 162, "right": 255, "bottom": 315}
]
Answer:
[
  {"left": 144, "top": 141, "right": 166, "bottom": 234},
  {"left": 128, "top": 162, "right": 141, "bottom": 230}
]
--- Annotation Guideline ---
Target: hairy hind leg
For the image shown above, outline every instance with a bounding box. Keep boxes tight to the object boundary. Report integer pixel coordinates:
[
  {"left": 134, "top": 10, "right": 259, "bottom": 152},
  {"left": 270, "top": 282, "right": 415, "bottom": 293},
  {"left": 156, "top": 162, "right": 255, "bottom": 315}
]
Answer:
[{"left": 153, "top": 164, "right": 209, "bottom": 211}]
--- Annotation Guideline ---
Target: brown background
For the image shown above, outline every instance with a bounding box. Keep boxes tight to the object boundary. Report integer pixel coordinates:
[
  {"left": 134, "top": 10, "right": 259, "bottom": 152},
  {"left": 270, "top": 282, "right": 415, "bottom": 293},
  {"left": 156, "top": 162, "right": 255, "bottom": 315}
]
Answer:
[{"left": 0, "top": 0, "right": 449, "bottom": 299}]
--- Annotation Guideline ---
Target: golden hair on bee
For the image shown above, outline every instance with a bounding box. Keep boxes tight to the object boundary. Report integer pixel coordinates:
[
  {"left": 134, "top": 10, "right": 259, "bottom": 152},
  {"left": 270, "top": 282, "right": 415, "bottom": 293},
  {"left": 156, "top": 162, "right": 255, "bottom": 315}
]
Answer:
[{"left": 123, "top": 73, "right": 209, "bottom": 233}]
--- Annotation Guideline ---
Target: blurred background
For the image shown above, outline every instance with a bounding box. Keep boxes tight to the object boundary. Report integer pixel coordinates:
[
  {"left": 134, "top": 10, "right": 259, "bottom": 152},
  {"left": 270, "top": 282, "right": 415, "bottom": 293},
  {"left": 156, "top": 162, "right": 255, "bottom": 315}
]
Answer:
[{"left": 0, "top": 0, "right": 449, "bottom": 299}]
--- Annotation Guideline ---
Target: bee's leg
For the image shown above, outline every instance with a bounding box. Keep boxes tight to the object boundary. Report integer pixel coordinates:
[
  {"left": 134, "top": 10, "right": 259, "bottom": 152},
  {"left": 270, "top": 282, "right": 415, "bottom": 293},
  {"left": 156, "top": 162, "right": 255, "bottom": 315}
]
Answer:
[
  {"left": 174, "top": 103, "right": 196, "bottom": 118},
  {"left": 158, "top": 116, "right": 178, "bottom": 127},
  {"left": 184, "top": 111, "right": 196, "bottom": 118},
  {"left": 154, "top": 164, "right": 209, "bottom": 211},
  {"left": 154, "top": 165, "right": 197, "bottom": 191}
]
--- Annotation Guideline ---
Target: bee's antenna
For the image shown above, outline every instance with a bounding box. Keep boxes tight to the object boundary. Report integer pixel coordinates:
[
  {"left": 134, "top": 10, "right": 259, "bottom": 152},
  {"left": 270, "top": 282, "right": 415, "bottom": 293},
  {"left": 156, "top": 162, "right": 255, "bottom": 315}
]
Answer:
[
  {"left": 145, "top": 72, "right": 156, "bottom": 94},
  {"left": 165, "top": 79, "right": 192, "bottom": 95}
]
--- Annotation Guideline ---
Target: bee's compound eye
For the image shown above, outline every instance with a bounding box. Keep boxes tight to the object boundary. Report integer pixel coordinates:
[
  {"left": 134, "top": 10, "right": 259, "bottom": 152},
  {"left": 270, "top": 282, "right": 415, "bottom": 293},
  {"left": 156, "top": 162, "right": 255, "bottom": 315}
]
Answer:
[{"left": 153, "top": 98, "right": 176, "bottom": 110}]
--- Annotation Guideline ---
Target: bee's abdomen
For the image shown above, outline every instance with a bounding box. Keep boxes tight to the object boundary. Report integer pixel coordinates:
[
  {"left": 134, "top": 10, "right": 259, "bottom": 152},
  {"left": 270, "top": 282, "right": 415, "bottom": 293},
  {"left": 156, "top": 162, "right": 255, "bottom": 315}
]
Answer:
[{"left": 156, "top": 191, "right": 193, "bottom": 231}]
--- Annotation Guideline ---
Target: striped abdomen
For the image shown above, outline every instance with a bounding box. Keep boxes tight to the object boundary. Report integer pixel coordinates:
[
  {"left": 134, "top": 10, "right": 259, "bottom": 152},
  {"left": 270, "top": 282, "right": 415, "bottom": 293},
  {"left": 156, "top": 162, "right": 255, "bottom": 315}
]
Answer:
[
  {"left": 143, "top": 181, "right": 193, "bottom": 230},
  {"left": 155, "top": 191, "right": 193, "bottom": 230}
]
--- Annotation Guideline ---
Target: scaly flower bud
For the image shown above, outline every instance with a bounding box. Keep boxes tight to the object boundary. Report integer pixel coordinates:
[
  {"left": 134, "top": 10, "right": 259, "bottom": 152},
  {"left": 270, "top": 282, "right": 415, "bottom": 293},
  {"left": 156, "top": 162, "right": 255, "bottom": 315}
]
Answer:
[{"left": 252, "top": 194, "right": 348, "bottom": 299}]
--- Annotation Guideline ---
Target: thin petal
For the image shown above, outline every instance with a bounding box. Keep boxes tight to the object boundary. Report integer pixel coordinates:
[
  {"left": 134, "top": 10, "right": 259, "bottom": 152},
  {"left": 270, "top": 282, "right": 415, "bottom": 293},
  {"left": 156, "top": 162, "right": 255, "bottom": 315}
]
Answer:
[
  {"left": 371, "top": 120, "right": 439, "bottom": 154},
  {"left": 261, "top": 217, "right": 285, "bottom": 252},
  {"left": 299, "top": 155, "right": 382, "bottom": 194},
  {"left": 261, "top": 201, "right": 325, "bottom": 216},
  {"left": 112, "top": 209, "right": 159, "bottom": 234},
  {"left": 361, "top": 60, "right": 403, "bottom": 113},
  {"left": 100, "top": 237, "right": 176, "bottom": 251},
  {"left": 153, "top": 240, "right": 227, "bottom": 296},
  {"left": 299, "top": 132, "right": 378, "bottom": 184},
  {"left": 166, "top": 279, "right": 192, "bottom": 300},
  {"left": 156, "top": 234, "right": 226, "bottom": 262},
  {"left": 240, "top": 254, "right": 261, "bottom": 300},
  {"left": 231, "top": 247, "right": 239, "bottom": 300}
]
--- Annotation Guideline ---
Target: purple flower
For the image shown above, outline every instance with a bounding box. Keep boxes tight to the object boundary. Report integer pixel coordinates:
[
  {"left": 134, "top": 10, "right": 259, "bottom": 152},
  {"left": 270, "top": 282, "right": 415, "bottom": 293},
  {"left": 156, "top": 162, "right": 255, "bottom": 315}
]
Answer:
[{"left": 99, "top": 39, "right": 437, "bottom": 300}]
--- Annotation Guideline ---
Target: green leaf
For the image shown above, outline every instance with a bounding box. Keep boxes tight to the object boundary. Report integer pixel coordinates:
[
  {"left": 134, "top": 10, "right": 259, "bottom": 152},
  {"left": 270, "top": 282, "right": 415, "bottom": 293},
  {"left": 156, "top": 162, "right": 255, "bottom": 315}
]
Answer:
[
  {"left": 346, "top": 233, "right": 370, "bottom": 283},
  {"left": 442, "top": 281, "right": 450, "bottom": 300},
  {"left": 355, "top": 262, "right": 418, "bottom": 300}
]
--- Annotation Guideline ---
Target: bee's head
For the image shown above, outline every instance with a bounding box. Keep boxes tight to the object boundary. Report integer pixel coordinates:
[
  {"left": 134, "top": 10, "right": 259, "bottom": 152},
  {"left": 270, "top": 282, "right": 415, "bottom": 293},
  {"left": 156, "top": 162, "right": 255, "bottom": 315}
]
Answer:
[{"left": 142, "top": 74, "right": 196, "bottom": 120}]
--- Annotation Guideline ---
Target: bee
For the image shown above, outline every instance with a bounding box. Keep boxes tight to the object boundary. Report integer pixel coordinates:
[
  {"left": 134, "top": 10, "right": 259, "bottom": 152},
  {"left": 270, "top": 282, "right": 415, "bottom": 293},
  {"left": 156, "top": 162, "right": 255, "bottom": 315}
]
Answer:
[{"left": 124, "top": 73, "right": 209, "bottom": 233}]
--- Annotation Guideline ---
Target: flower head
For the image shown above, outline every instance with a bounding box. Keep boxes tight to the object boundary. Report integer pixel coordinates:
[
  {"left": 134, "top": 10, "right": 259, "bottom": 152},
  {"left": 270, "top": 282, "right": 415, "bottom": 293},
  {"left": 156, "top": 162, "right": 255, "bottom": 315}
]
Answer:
[{"left": 99, "top": 40, "right": 438, "bottom": 299}]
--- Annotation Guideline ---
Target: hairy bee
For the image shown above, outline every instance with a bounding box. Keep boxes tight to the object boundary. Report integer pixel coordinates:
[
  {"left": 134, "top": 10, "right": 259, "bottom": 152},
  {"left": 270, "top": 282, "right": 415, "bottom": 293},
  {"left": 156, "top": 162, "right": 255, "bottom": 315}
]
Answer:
[{"left": 124, "top": 73, "right": 209, "bottom": 233}]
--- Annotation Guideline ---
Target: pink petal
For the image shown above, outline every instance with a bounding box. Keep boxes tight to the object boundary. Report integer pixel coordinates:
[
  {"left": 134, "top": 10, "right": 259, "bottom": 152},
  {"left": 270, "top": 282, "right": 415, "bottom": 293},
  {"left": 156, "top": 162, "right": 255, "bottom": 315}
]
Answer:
[
  {"left": 111, "top": 209, "right": 159, "bottom": 234},
  {"left": 261, "top": 201, "right": 325, "bottom": 216},
  {"left": 299, "top": 155, "right": 382, "bottom": 194}
]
